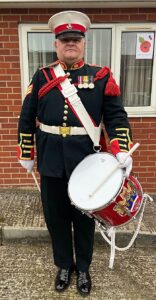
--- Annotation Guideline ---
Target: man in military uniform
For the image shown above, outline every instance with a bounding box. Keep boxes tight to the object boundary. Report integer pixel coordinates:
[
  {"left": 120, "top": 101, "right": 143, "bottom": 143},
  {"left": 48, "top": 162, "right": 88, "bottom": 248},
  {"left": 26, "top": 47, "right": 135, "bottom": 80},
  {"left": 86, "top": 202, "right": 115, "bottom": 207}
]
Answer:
[{"left": 18, "top": 11, "right": 133, "bottom": 296}]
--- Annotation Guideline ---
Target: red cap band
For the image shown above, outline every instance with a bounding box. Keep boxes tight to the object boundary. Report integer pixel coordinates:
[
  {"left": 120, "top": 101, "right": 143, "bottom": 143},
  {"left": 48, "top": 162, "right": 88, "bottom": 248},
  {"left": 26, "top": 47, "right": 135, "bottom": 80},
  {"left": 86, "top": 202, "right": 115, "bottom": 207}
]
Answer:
[{"left": 55, "top": 23, "right": 86, "bottom": 35}]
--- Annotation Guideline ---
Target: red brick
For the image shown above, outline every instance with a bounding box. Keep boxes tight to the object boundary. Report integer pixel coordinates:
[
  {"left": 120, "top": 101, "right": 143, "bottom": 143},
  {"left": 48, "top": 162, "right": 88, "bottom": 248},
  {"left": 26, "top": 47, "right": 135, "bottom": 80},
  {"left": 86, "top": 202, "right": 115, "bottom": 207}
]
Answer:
[
  {"left": 0, "top": 22, "right": 9, "bottom": 28},
  {"left": 0, "top": 87, "right": 12, "bottom": 93},
  {"left": 38, "top": 15, "right": 51, "bottom": 22},
  {"left": 92, "top": 15, "right": 112, "bottom": 22},
  {"left": 9, "top": 36, "right": 19, "bottom": 42},
  {"left": 0, "top": 57, "right": 4, "bottom": 63},
  {"left": 101, "top": 8, "right": 120, "bottom": 14},
  {"left": 0, "top": 151, "right": 10, "bottom": 157},
  {"left": 130, "top": 14, "right": 147, "bottom": 21},
  {"left": 0, "top": 36, "right": 9, "bottom": 42},
  {"left": 5, "top": 124, "right": 17, "bottom": 130},
  {"left": 139, "top": 8, "right": 156, "bottom": 13},
  {"left": 0, "top": 82, "right": 7, "bottom": 87},
  {"left": 28, "top": 8, "right": 48, "bottom": 14},
  {"left": 112, "top": 15, "right": 130, "bottom": 21},
  {"left": 8, "top": 94, "right": 21, "bottom": 100},
  {"left": 121, "top": 8, "right": 139, "bottom": 14},
  {"left": 3, "top": 15, "right": 20, "bottom": 21},
  {"left": 11, "top": 63, "right": 20, "bottom": 69},
  {"left": 5, "top": 42, "right": 19, "bottom": 49},
  {"left": 3, "top": 134, "right": 17, "bottom": 140},
  {"left": 0, "top": 162, "right": 11, "bottom": 167},
  {"left": 149, "top": 14, "right": 156, "bottom": 21},
  {"left": 0, "top": 62, "right": 11, "bottom": 68},
  {"left": 7, "top": 69, "right": 20, "bottom": 74},
  {"left": 20, "top": 15, "right": 39, "bottom": 21},
  {"left": 3, "top": 28, "right": 18, "bottom": 35},
  {"left": 4, "top": 55, "right": 19, "bottom": 62},
  {"left": 8, "top": 22, "right": 19, "bottom": 29},
  {"left": 0, "top": 75, "right": 11, "bottom": 80},
  {"left": 10, "top": 49, "right": 19, "bottom": 55},
  {"left": 8, "top": 117, "right": 19, "bottom": 123},
  {"left": 0, "top": 69, "right": 7, "bottom": 74},
  {"left": 0, "top": 106, "right": 9, "bottom": 111},
  {"left": 7, "top": 81, "right": 20, "bottom": 87}
]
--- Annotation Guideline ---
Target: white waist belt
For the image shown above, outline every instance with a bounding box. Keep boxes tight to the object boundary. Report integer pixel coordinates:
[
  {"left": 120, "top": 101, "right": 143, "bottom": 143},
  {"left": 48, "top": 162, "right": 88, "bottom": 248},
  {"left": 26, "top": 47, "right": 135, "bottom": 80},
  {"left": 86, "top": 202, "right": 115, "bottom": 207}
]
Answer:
[{"left": 39, "top": 123, "right": 88, "bottom": 136}]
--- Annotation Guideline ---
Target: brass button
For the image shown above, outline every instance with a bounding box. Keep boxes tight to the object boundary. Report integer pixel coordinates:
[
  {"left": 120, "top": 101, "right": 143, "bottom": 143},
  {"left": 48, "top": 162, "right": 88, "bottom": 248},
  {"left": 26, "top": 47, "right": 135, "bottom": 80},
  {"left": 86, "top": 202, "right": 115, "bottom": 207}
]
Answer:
[
  {"left": 62, "top": 123, "right": 67, "bottom": 127},
  {"left": 62, "top": 134, "right": 67, "bottom": 138},
  {"left": 66, "top": 72, "right": 70, "bottom": 76},
  {"left": 64, "top": 110, "right": 68, "bottom": 115},
  {"left": 64, "top": 104, "right": 68, "bottom": 109},
  {"left": 63, "top": 116, "right": 67, "bottom": 121}
]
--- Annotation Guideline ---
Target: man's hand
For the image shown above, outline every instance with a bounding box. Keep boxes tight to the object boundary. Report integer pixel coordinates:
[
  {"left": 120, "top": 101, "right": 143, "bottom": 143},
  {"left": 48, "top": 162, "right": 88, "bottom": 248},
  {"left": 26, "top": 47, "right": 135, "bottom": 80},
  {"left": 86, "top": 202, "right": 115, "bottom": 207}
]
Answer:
[
  {"left": 19, "top": 160, "right": 35, "bottom": 172},
  {"left": 116, "top": 152, "right": 132, "bottom": 177}
]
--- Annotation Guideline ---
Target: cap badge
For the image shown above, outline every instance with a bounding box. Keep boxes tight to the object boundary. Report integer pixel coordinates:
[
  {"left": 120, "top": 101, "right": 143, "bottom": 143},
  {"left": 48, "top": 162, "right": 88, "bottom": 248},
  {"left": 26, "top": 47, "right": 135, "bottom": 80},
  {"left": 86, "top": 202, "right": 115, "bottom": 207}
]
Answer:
[{"left": 67, "top": 24, "right": 73, "bottom": 29}]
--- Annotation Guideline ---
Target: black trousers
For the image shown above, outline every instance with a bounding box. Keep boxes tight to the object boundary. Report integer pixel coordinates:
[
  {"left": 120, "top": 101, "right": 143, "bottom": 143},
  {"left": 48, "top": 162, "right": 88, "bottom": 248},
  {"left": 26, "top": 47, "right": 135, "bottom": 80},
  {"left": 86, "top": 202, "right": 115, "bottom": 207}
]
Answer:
[{"left": 40, "top": 175, "right": 95, "bottom": 272}]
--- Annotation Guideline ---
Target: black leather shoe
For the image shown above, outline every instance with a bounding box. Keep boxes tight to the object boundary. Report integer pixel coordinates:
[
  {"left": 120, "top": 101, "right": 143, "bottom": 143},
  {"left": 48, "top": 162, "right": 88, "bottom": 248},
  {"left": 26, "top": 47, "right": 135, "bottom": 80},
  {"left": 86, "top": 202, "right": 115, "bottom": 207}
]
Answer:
[
  {"left": 77, "top": 271, "right": 91, "bottom": 296},
  {"left": 55, "top": 266, "right": 75, "bottom": 292}
]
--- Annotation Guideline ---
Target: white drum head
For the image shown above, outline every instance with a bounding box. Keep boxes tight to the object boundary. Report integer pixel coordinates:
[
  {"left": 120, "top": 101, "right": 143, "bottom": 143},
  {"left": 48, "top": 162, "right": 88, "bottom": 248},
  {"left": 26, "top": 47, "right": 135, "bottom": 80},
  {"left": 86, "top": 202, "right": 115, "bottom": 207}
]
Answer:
[{"left": 68, "top": 152, "right": 123, "bottom": 211}]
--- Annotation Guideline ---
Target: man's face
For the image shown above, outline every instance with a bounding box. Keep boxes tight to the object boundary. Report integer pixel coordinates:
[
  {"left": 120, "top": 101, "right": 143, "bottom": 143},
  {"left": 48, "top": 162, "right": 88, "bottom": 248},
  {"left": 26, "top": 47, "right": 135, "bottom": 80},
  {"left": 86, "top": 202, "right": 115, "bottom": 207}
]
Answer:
[{"left": 54, "top": 37, "right": 85, "bottom": 65}]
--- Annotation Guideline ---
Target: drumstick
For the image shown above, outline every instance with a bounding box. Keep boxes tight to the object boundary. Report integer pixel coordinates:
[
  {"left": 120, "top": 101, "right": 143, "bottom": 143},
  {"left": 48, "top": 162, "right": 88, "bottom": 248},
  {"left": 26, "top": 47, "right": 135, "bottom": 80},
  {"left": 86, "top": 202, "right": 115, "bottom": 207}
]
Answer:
[
  {"left": 31, "top": 171, "right": 41, "bottom": 192},
  {"left": 89, "top": 142, "right": 140, "bottom": 198},
  {"left": 27, "top": 170, "right": 41, "bottom": 192}
]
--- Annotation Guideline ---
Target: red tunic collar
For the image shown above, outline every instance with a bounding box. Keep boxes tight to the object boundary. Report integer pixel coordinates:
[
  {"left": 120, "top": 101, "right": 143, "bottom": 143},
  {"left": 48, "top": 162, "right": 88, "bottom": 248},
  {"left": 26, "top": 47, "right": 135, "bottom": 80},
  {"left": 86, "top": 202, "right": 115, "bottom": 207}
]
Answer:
[{"left": 59, "top": 59, "right": 84, "bottom": 70}]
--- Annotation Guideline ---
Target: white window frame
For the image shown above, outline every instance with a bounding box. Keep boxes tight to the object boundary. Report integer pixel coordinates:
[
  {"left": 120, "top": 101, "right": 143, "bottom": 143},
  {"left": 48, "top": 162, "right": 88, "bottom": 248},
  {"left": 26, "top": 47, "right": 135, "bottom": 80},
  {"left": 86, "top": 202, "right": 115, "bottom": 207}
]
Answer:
[
  {"left": 19, "top": 23, "right": 156, "bottom": 117},
  {"left": 115, "top": 23, "right": 156, "bottom": 117}
]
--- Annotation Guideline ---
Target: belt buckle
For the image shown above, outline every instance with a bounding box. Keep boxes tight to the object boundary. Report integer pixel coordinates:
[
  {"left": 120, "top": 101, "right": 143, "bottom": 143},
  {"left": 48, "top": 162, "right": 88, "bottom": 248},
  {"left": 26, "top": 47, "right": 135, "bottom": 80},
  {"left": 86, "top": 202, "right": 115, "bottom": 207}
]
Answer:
[{"left": 59, "top": 126, "right": 71, "bottom": 137}]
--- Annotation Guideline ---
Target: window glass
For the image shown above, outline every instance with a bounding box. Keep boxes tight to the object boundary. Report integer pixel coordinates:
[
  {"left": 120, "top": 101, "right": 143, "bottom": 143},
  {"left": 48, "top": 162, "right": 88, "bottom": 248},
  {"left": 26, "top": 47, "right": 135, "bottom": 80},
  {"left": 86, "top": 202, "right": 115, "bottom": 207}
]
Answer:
[
  {"left": 27, "top": 32, "right": 56, "bottom": 80},
  {"left": 120, "top": 32, "right": 154, "bottom": 107},
  {"left": 85, "top": 28, "right": 112, "bottom": 67}
]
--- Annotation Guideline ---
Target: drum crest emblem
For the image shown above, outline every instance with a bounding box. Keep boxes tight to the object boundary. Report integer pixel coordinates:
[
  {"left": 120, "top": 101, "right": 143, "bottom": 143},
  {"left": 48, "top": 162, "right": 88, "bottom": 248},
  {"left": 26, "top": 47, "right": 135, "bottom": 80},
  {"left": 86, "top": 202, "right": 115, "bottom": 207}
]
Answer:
[{"left": 113, "top": 181, "right": 138, "bottom": 216}]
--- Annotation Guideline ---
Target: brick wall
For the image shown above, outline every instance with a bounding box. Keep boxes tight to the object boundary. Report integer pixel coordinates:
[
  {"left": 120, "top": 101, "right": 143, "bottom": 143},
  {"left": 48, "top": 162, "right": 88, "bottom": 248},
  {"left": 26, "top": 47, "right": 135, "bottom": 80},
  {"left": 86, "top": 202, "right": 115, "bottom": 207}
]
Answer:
[{"left": 0, "top": 7, "right": 156, "bottom": 193}]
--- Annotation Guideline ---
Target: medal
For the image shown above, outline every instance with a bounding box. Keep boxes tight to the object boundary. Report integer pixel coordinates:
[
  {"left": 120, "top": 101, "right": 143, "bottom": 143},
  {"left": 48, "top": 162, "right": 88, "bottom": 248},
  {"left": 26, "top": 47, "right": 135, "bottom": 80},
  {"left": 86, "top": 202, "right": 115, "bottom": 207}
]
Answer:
[
  {"left": 88, "top": 81, "right": 94, "bottom": 89},
  {"left": 88, "top": 76, "right": 94, "bottom": 89},
  {"left": 78, "top": 75, "right": 95, "bottom": 89},
  {"left": 83, "top": 76, "right": 89, "bottom": 88},
  {"left": 83, "top": 82, "right": 89, "bottom": 88},
  {"left": 78, "top": 76, "right": 83, "bottom": 89}
]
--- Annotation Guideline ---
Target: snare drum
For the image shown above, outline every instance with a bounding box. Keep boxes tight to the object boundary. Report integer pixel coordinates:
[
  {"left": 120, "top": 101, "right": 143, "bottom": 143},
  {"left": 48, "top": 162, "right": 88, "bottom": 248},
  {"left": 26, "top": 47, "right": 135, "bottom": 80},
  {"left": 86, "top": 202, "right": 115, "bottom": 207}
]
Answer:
[{"left": 68, "top": 152, "right": 143, "bottom": 227}]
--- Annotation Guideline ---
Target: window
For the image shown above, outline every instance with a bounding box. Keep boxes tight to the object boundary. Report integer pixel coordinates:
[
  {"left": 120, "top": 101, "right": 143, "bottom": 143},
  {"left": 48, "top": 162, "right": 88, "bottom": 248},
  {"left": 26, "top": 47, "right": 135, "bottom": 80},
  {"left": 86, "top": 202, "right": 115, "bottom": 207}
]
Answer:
[
  {"left": 120, "top": 32, "right": 154, "bottom": 107},
  {"left": 19, "top": 23, "right": 156, "bottom": 116},
  {"left": 115, "top": 24, "right": 156, "bottom": 116}
]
